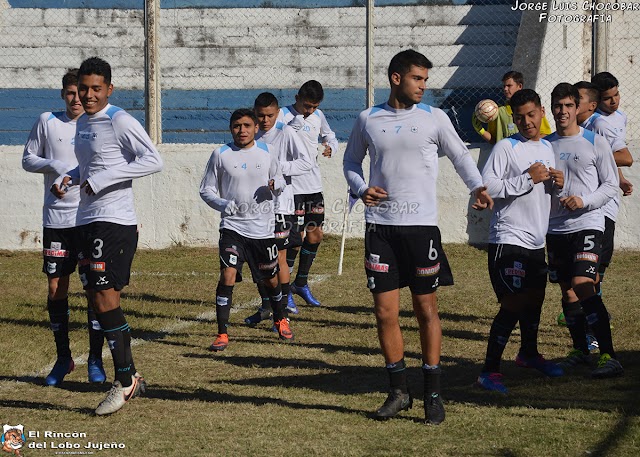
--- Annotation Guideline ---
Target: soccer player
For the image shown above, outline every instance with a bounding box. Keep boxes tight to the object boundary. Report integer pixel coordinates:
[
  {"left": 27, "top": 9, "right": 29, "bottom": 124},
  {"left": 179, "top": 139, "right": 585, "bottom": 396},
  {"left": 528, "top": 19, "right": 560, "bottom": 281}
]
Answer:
[
  {"left": 22, "top": 68, "right": 106, "bottom": 386},
  {"left": 244, "top": 93, "right": 313, "bottom": 326},
  {"left": 200, "top": 108, "right": 293, "bottom": 349},
  {"left": 279, "top": 80, "right": 339, "bottom": 310},
  {"left": 545, "top": 83, "right": 622, "bottom": 378},
  {"left": 55, "top": 57, "right": 163, "bottom": 414},
  {"left": 343, "top": 49, "right": 493, "bottom": 424},
  {"left": 475, "top": 89, "right": 564, "bottom": 393},
  {"left": 472, "top": 71, "right": 552, "bottom": 144}
]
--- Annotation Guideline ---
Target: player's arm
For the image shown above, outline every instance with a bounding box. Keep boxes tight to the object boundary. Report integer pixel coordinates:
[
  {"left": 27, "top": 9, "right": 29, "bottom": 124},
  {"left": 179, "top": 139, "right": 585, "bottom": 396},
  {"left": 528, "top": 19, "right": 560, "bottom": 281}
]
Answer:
[
  {"left": 593, "top": 120, "right": 633, "bottom": 167},
  {"left": 471, "top": 112, "right": 492, "bottom": 143},
  {"left": 435, "top": 109, "right": 492, "bottom": 209},
  {"left": 280, "top": 126, "right": 314, "bottom": 176},
  {"left": 319, "top": 110, "right": 339, "bottom": 158},
  {"left": 22, "top": 114, "right": 71, "bottom": 175},
  {"left": 481, "top": 141, "right": 544, "bottom": 199},
  {"left": 85, "top": 113, "right": 163, "bottom": 194},
  {"left": 343, "top": 112, "right": 381, "bottom": 203},
  {"left": 567, "top": 137, "right": 619, "bottom": 211},
  {"left": 268, "top": 150, "right": 286, "bottom": 195},
  {"left": 618, "top": 168, "right": 633, "bottom": 196},
  {"left": 199, "top": 149, "right": 236, "bottom": 215}
]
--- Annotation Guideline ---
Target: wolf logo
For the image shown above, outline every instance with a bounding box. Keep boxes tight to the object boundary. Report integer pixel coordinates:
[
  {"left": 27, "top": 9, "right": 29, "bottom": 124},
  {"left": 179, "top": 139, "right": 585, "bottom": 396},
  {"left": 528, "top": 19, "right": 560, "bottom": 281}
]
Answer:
[{"left": 1, "top": 424, "right": 25, "bottom": 456}]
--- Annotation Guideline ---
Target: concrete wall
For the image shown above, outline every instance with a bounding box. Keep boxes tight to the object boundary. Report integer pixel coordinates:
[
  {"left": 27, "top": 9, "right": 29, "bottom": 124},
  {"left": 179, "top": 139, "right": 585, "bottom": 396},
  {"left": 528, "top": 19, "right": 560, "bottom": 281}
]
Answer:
[{"left": 4, "top": 142, "right": 640, "bottom": 251}]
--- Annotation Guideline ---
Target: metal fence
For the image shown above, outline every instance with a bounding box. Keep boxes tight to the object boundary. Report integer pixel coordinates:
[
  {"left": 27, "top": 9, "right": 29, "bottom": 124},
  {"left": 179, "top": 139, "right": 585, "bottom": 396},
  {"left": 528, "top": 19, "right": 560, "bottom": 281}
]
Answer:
[{"left": 0, "top": 1, "right": 638, "bottom": 145}]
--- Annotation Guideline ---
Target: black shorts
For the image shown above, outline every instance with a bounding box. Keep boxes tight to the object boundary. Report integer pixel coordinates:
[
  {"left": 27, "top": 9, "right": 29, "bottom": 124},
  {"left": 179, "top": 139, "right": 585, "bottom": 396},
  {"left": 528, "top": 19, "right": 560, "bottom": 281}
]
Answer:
[
  {"left": 42, "top": 227, "right": 81, "bottom": 278},
  {"left": 274, "top": 214, "right": 300, "bottom": 250},
  {"left": 219, "top": 229, "right": 279, "bottom": 283},
  {"left": 547, "top": 230, "right": 602, "bottom": 283},
  {"left": 78, "top": 222, "right": 138, "bottom": 291},
  {"left": 364, "top": 224, "right": 454, "bottom": 294},
  {"left": 488, "top": 244, "right": 547, "bottom": 301},
  {"left": 294, "top": 192, "right": 325, "bottom": 230},
  {"left": 599, "top": 217, "right": 615, "bottom": 273}
]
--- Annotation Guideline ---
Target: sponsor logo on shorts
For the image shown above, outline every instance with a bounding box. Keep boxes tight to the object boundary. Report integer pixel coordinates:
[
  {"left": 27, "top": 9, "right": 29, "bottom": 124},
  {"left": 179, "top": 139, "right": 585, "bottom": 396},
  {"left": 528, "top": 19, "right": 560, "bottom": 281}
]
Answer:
[
  {"left": 513, "top": 277, "right": 522, "bottom": 288},
  {"left": 575, "top": 252, "right": 598, "bottom": 263},
  {"left": 586, "top": 266, "right": 597, "bottom": 275},
  {"left": 310, "top": 206, "right": 324, "bottom": 214},
  {"left": 365, "top": 253, "right": 389, "bottom": 273},
  {"left": 258, "top": 260, "right": 278, "bottom": 271},
  {"left": 416, "top": 263, "right": 440, "bottom": 277},
  {"left": 229, "top": 254, "right": 237, "bottom": 265},
  {"left": 96, "top": 276, "right": 109, "bottom": 286},
  {"left": 505, "top": 263, "right": 526, "bottom": 277},
  {"left": 50, "top": 242, "right": 62, "bottom": 250},
  {"left": 43, "top": 249, "right": 68, "bottom": 258},
  {"left": 225, "top": 247, "right": 239, "bottom": 256},
  {"left": 46, "top": 261, "right": 57, "bottom": 274},
  {"left": 90, "top": 262, "right": 106, "bottom": 272},
  {"left": 275, "top": 230, "right": 290, "bottom": 239}
]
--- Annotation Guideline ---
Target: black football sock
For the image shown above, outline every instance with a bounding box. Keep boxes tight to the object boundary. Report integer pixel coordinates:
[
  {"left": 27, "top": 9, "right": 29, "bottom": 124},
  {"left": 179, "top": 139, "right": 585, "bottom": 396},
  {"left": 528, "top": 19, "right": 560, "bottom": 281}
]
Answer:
[
  {"left": 87, "top": 304, "right": 104, "bottom": 360},
  {"left": 482, "top": 308, "right": 519, "bottom": 373},
  {"left": 96, "top": 307, "right": 135, "bottom": 387},
  {"left": 386, "top": 359, "right": 408, "bottom": 393},
  {"left": 256, "top": 282, "right": 272, "bottom": 311},
  {"left": 519, "top": 304, "right": 542, "bottom": 358},
  {"left": 422, "top": 364, "right": 442, "bottom": 396},
  {"left": 581, "top": 295, "right": 615, "bottom": 358},
  {"left": 48, "top": 297, "right": 71, "bottom": 359},
  {"left": 294, "top": 241, "right": 319, "bottom": 287},
  {"left": 264, "top": 283, "right": 284, "bottom": 321},
  {"left": 563, "top": 300, "right": 589, "bottom": 354},
  {"left": 216, "top": 284, "right": 233, "bottom": 335}
]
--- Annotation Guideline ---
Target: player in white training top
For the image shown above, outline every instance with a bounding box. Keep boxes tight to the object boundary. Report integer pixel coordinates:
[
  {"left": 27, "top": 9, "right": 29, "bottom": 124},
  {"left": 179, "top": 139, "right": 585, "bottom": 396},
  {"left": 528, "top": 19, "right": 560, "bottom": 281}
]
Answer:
[
  {"left": 545, "top": 83, "right": 622, "bottom": 379},
  {"left": 343, "top": 49, "right": 493, "bottom": 424},
  {"left": 279, "top": 80, "right": 339, "bottom": 309},
  {"left": 200, "top": 108, "right": 292, "bottom": 350},
  {"left": 56, "top": 57, "right": 163, "bottom": 415},
  {"left": 243, "top": 93, "right": 313, "bottom": 327},
  {"left": 475, "top": 89, "right": 564, "bottom": 394},
  {"left": 22, "top": 68, "right": 106, "bottom": 386}
]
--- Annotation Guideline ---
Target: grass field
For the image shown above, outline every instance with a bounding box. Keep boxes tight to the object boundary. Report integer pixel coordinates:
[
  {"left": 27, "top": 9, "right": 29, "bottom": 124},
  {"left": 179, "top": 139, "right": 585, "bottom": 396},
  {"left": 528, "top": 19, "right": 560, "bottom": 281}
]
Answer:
[{"left": 1, "top": 236, "right": 638, "bottom": 456}]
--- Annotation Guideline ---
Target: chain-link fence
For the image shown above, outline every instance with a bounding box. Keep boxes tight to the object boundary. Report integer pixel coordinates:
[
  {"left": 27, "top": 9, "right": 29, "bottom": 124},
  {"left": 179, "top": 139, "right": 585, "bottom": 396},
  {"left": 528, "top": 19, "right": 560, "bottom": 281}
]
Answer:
[{"left": 0, "top": 1, "right": 638, "bottom": 145}]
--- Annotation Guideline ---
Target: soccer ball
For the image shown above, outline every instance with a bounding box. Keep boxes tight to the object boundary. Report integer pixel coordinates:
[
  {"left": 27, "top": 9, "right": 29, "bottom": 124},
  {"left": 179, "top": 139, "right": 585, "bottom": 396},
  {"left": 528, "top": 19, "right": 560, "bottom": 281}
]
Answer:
[{"left": 475, "top": 99, "right": 499, "bottom": 123}]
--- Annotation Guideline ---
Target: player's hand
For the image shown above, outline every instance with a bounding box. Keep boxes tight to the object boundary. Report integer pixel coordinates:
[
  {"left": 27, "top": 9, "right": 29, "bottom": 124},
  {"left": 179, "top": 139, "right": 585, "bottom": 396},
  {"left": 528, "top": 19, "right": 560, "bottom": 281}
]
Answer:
[
  {"left": 620, "top": 176, "right": 633, "bottom": 196},
  {"left": 322, "top": 142, "right": 332, "bottom": 158},
  {"left": 80, "top": 180, "right": 95, "bottom": 196},
  {"left": 224, "top": 200, "right": 239, "bottom": 216},
  {"left": 527, "top": 162, "right": 550, "bottom": 184},
  {"left": 549, "top": 167, "right": 564, "bottom": 189},
  {"left": 268, "top": 179, "right": 275, "bottom": 191},
  {"left": 361, "top": 186, "right": 388, "bottom": 207},
  {"left": 560, "top": 195, "right": 584, "bottom": 210},
  {"left": 50, "top": 176, "right": 72, "bottom": 198},
  {"left": 472, "top": 186, "right": 493, "bottom": 210},
  {"left": 471, "top": 113, "right": 484, "bottom": 134}
]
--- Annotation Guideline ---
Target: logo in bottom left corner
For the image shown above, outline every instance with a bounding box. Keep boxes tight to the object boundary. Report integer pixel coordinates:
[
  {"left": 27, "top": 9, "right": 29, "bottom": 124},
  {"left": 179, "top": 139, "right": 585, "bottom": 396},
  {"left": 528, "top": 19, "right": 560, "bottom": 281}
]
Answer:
[{"left": 1, "top": 424, "right": 25, "bottom": 456}]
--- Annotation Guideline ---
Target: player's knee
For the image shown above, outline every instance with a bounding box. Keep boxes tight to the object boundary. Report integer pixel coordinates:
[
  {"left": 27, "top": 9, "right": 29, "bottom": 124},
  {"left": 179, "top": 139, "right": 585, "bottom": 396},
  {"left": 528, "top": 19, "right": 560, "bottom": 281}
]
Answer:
[
  {"left": 48, "top": 276, "right": 69, "bottom": 300},
  {"left": 571, "top": 278, "right": 596, "bottom": 300},
  {"left": 220, "top": 268, "right": 237, "bottom": 286}
]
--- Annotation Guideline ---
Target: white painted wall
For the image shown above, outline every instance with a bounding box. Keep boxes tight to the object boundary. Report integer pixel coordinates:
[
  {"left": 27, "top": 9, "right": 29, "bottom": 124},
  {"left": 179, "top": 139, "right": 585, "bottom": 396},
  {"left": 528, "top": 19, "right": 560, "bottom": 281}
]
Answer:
[{"left": 4, "top": 142, "right": 639, "bottom": 251}]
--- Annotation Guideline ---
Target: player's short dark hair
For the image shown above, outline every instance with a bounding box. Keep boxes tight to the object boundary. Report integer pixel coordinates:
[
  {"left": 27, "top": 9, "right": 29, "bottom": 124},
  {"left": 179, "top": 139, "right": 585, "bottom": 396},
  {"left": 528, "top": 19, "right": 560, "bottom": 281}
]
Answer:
[
  {"left": 62, "top": 68, "right": 79, "bottom": 89},
  {"left": 502, "top": 71, "right": 524, "bottom": 86},
  {"left": 573, "top": 81, "right": 600, "bottom": 104},
  {"left": 387, "top": 49, "right": 433, "bottom": 84},
  {"left": 229, "top": 108, "right": 258, "bottom": 128},
  {"left": 551, "top": 82, "right": 580, "bottom": 105},
  {"left": 591, "top": 72, "right": 619, "bottom": 92},
  {"left": 510, "top": 89, "right": 541, "bottom": 109},
  {"left": 297, "top": 80, "right": 324, "bottom": 103},
  {"left": 78, "top": 57, "right": 112, "bottom": 85},
  {"left": 254, "top": 92, "right": 279, "bottom": 109}
]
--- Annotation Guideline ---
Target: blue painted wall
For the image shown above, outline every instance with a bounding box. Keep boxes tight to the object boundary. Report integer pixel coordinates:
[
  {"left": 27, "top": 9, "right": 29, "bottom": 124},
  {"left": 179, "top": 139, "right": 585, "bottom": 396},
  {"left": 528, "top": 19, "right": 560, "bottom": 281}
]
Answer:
[{"left": 0, "top": 87, "right": 501, "bottom": 145}]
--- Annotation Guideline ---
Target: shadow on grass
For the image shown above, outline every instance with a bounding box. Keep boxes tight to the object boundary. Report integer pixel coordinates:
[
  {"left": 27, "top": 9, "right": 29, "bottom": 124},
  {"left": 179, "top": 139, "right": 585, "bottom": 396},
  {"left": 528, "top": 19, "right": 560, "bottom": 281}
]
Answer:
[{"left": 0, "top": 399, "right": 94, "bottom": 415}]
